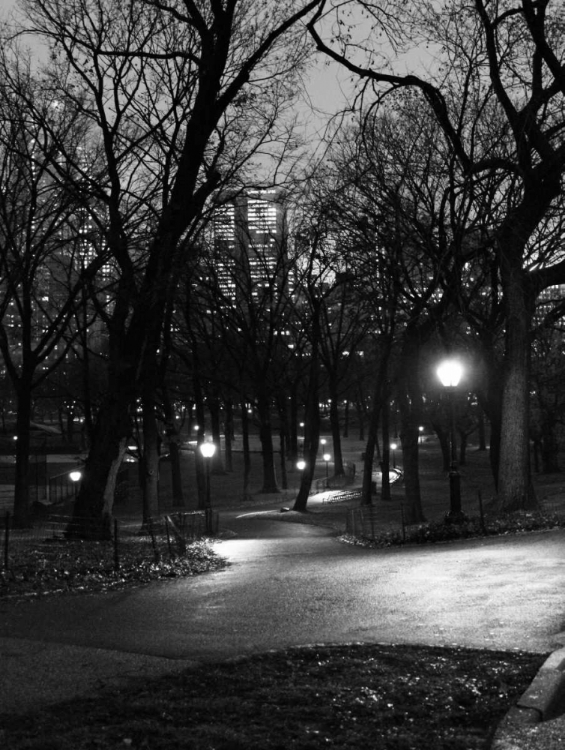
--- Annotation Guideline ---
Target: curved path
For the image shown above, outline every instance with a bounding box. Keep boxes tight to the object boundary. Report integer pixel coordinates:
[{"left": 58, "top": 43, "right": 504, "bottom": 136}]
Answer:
[{"left": 1, "top": 511, "right": 565, "bottom": 715}]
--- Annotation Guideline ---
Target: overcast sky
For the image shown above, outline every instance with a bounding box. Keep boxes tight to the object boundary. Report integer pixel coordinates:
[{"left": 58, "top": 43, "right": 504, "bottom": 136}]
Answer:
[{"left": 0, "top": 0, "right": 353, "bottom": 155}]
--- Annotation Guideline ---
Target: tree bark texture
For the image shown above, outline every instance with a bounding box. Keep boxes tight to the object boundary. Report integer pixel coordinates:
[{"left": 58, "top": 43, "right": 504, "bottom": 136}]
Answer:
[
  {"left": 397, "top": 326, "right": 426, "bottom": 525},
  {"left": 497, "top": 232, "right": 537, "bottom": 511},
  {"left": 256, "top": 389, "right": 279, "bottom": 493},
  {"left": 12, "top": 379, "right": 33, "bottom": 528},
  {"left": 329, "top": 393, "right": 344, "bottom": 476}
]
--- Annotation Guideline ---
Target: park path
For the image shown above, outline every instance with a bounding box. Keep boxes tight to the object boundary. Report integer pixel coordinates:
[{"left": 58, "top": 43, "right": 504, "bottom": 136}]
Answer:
[{"left": 1, "top": 511, "right": 565, "bottom": 716}]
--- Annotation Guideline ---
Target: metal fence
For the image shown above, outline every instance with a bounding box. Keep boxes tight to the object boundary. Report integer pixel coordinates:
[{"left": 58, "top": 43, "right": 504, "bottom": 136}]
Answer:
[
  {"left": 345, "top": 505, "right": 381, "bottom": 540},
  {"left": 1, "top": 509, "right": 218, "bottom": 572},
  {"left": 46, "top": 466, "right": 130, "bottom": 507}
]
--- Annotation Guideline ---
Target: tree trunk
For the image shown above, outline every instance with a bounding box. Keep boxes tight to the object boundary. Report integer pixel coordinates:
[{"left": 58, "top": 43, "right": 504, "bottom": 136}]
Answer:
[
  {"left": 294, "top": 299, "right": 321, "bottom": 512},
  {"left": 497, "top": 242, "right": 537, "bottom": 511},
  {"left": 162, "top": 384, "right": 184, "bottom": 507},
  {"left": 396, "top": 326, "right": 426, "bottom": 525},
  {"left": 355, "top": 398, "right": 366, "bottom": 441},
  {"left": 477, "top": 408, "right": 487, "bottom": 451},
  {"left": 208, "top": 398, "right": 224, "bottom": 474},
  {"left": 289, "top": 386, "right": 299, "bottom": 463},
  {"left": 276, "top": 395, "right": 289, "bottom": 490},
  {"left": 380, "top": 392, "right": 391, "bottom": 503},
  {"left": 279, "top": 429, "right": 288, "bottom": 490},
  {"left": 241, "top": 400, "right": 252, "bottom": 500},
  {"left": 256, "top": 389, "right": 279, "bottom": 493},
  {"left": 343, "top": 399, "right": 350, "bottom": 438},
  {"left": 293, "top": 404, "right": 320, "bottom": 511},
  {"left": 70, "top": 387, "right": 131, "bottom": 538},
  {"left": 433, "top": 421, "right": 451, "bottom": 473},
  {"left": 361, "top": 395, "right": 379, "bottom": 506},
  {"left": 458, "top": 430, "right": 468, "bottom": 467},
  {"left": 328, "top": 392, "right": 344, "bottom": 475},
  {"left": 194, "top": 381, "right": 207, "bottom": 509},
  {"left": 476, "top": 348, "right": 503, "bottom": 489},
  {"left": 140, "top": 395, "right": 160, "bottom": 530},
  {"left": 224, "top": 399, "right": 234, "bottom": 472},
  {"left": 12, "top": 379, "right": 33, "bottom": 528}
]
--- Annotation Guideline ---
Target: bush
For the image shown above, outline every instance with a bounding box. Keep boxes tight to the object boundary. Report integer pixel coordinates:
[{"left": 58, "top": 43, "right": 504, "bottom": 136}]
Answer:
[{"left": 348, "top": 510, "right": 565, "bottom": 548}]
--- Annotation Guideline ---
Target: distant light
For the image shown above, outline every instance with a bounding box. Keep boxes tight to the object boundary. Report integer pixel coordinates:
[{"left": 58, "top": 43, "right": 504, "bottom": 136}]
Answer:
[
  {"left": 323, "top": 453, "right": 331, "bottom": 462},
  {"left": 390, "top": 443, "right": 398, "bottom": 451},
  {"left": 69, "top": 471, "right": 82, "bottom": 482},
  {"left": 297, "top": 460, "right": 306, "bottom": 470}
]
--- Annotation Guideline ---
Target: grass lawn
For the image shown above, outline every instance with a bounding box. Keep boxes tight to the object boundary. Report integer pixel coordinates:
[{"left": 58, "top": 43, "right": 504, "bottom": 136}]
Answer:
[{"left": 0, "top": 643, "right": 546, "bottom": 749}]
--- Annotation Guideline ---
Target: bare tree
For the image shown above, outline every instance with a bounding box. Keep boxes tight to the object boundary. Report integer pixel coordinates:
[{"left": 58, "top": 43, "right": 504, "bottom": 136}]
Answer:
[
  {"left": 17, "top": 0, "right": 323, "bottom": 536},
  {"left": 0, "top": 46, "right": 106, "bottom": 526},
  {"left": 308, "top": 0, "right": 565, "bottom": 511}
]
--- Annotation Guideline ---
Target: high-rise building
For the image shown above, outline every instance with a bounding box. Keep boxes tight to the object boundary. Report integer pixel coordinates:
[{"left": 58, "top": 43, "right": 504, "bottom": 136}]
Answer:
[{"left": 209, "top": 189, "right": 289, "bottom": 304}]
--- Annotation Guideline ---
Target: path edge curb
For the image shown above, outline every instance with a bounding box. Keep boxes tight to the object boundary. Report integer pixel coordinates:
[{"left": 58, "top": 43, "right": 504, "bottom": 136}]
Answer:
[{"left": 490, "top": 646, "right": 565, "bottom": 748}]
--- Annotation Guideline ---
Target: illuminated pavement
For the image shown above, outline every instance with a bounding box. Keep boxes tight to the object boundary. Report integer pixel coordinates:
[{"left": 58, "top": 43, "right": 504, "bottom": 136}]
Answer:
[{"left": 2, "top": 512, "right": 565, "bottom": 715}]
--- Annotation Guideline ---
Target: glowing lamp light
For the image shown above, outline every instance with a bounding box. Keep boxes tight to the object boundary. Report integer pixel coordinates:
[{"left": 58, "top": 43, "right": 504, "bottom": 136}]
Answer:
[
  {"left": 323, "top": 453, "right": 331, "bottom": 463},
  {"left": 437, "top": 359, "right": 463, "bottom": 388},
  {"left": 297, "top": 460, "right": 306, "bottom": 471},
  {"left": 200, "top": 442, "right": 216, "bottom": 459},
  {"left": 69, "top": 471, "right": 82, "bottom": 482}
]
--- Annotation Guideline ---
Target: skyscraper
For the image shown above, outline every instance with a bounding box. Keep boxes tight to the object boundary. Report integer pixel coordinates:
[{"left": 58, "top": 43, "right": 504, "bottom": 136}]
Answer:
[{"left": 210, "top": 189, "right": 288, "bottom": 304}]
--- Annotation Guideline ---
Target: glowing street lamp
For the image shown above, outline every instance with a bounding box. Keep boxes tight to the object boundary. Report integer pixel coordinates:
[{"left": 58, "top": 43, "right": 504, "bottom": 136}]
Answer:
[
  {"left": 323, "top": 453, "right": 331, "bottom": 478},
  {"left": 437, "top": 358, "right": 465, "bottom": 522},
  {"left": 437, "top": 360, "right": 464, "bottom": 389},
  {"left": 69, "top": 470, "right": 82, "bottom": 499},
  {"left": 296, "top": 459, "right": 306, "bottom": 493},
  {"left": 390, "top": 442, "right": 398, "bottom": 469},
  {"left": 199, "top": 441, "right": 217, "bottom": 534}
]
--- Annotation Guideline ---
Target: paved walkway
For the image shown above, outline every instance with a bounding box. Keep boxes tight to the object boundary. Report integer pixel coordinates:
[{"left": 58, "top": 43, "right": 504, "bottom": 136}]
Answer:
[{"left": 1, "top": 504, "right": 565, "bottom": 726}]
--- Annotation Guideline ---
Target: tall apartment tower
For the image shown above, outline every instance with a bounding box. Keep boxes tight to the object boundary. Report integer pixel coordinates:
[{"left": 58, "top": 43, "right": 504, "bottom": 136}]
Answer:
[{"left": 210, "top": 188, "right": 288, "bottom": 303}]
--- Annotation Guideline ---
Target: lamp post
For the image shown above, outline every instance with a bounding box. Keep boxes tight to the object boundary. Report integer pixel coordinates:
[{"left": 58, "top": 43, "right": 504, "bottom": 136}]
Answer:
[
  {"left": 296, "top": 459, "right": 306, "bottom": 493},
  {"left": 200, "top": 441, "right": 216, "bottom": 534},
  {"left": 69, "top": 470, "right": 82, "bottom": 499},
  {"left": 323, "top": 453, "right": 331, "bottom": 478},
  {"left": 390, "top": 442, "right": 397, "bottom": 469},
  {"left": 437, "top": 359, "right": 465, "bottom": 523}
]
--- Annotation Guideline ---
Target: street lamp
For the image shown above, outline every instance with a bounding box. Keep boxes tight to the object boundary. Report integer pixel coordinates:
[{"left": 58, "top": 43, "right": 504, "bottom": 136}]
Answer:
[
  {"left": 296, "top": 459, "right": 306, "bottom": 493},
  {"left": 323, "top": 452, "right": 331, "bottom": 478},
  {"left": 69, "top": 470, "right": 82, "bottom": 499},
  {"left": 199, "top": 441, "right": 216, "bottom": 534},
  {"left": 390, "top": 442, "right": 398, "bottom": 469},
  {"left": 437, "top": 358, "right": 465, "bottom": 523}
]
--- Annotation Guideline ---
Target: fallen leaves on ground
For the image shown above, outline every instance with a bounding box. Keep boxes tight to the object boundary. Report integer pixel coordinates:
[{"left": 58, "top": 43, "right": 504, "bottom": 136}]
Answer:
[
  {"left": 0, "top": 538, "right": 226, "bottom": 599},
  {"left": 0, "top": 643, "right": 545, "bottom": 749}
]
